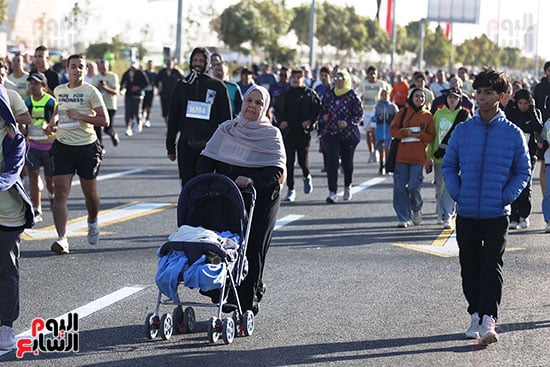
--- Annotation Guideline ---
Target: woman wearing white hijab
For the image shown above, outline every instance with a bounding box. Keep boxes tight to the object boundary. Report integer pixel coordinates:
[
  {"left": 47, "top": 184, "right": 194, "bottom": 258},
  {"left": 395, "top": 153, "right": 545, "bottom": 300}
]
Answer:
[{"left": 197, "top": 85, "right": 286, "bottom": 315}]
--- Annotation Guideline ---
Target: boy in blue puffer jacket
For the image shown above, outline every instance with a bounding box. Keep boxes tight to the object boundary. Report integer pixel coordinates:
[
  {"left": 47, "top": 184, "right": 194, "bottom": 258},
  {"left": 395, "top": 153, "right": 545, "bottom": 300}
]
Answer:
[{"left": 442, "top": 67, "right": 530, "bottom": 346}]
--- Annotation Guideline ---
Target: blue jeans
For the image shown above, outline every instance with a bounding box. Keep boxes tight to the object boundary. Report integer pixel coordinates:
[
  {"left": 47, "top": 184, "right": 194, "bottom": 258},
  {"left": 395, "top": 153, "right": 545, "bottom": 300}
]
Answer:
[
  {"left": 393, "top": 162, "right": 424, "bottom": 222},
  {"left": 434, "top": 162, "right": 455, "bottom": 221},
  {"left": 543, "top": 164, "right": 550, "bottom": 222}
]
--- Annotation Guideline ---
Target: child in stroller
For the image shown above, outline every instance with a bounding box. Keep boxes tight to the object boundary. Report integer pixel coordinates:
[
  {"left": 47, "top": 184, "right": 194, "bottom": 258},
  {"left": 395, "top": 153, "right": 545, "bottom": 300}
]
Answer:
[{"left": 145, "top": 173, "right": 256, "bottom": 345}]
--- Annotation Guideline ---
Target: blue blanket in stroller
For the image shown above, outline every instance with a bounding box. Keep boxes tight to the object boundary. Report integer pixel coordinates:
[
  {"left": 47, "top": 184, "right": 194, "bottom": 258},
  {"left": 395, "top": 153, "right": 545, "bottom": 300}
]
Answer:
[{"left": 155, "top": 225, "right": 241, "bottom": 302}]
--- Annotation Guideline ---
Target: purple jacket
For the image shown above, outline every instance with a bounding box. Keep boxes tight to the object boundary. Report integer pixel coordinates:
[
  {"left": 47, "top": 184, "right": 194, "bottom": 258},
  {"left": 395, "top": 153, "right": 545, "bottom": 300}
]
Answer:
[{"left": 0, "top": 85, "right": 34, "bottom": 228}]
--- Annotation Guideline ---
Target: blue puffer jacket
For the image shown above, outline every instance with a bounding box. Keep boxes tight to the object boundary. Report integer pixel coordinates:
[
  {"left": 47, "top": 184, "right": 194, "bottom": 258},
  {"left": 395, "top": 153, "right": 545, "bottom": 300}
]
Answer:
[{"left": 442, "top": 109, "right": 531, "bottom": 219}]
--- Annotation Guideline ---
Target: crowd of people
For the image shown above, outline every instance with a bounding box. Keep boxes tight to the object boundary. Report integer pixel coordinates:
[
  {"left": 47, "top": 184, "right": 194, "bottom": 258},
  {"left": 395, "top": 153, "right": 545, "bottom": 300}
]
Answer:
[{"left": 0, "top": 43, "right": 549, "bottom": 351}]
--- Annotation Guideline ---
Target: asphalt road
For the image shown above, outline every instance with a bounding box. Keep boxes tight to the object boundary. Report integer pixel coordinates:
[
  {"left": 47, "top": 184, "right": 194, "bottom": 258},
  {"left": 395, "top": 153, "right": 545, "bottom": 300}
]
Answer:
[{"left": 2, "top": 98, "right": 549, "bottom": 367}]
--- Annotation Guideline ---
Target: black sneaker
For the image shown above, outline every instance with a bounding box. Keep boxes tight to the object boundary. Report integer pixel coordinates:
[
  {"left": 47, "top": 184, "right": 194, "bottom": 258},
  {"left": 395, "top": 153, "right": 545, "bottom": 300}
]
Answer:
[{"left": 110, "top": 133, "right": 120, "bottom": 146}]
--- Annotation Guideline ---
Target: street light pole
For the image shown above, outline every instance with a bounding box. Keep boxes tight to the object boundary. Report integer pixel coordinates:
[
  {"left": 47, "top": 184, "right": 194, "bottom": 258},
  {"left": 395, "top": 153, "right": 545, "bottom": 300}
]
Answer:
[
  {"left": 175, "top": 0, "right": 183, "bottom": 64},
  {"left": 308, "top": 0, "right": 317, "bottom": 69}
]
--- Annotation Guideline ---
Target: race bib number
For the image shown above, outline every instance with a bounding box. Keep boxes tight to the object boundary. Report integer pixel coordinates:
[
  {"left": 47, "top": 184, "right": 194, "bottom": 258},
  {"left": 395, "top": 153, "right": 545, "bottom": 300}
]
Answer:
[
  {"left": 186, "top": 101, "right": 212, "bottom": 120},
  {"left": 57, "top": 110, "right": 79, "bottom": 128}
]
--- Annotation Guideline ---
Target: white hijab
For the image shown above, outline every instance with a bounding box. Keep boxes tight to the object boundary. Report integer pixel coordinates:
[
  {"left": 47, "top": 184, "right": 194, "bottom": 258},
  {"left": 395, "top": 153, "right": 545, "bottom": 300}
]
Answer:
[{"left": 201, "top": 85, "right": 286, "bottom": 170}]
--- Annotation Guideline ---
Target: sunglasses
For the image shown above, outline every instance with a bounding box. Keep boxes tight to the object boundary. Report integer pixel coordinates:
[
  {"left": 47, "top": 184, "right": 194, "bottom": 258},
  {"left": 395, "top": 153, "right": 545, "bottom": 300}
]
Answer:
[{"left": 333, "top": 75, "right": 345, "bottom": 81}]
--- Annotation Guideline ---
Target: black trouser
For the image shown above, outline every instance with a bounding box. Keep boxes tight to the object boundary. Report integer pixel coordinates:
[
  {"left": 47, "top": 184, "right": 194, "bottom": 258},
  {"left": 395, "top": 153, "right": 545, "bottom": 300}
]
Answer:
[
  {"left": 456, "top": 215, "right": 508, "bottom": 320},
  {"left": 0, "top": 228, "right": 23, "bottom": 327},
  {"left": 176, "top": 139, "right": 202, "bottom": 188},
  {"left": 510, "top": 177, "right": 532, "bottom": 222},
  {"left": 323, "top": 134, "right": 357, "bottom": 192},
  {"left": 94, "top": 109, "right": 117, "bottom": 146},
  {"left": 237, "top": 188, "right": 280, "bottom": 312},
  {"left": 284, "top": 132, "right": 311, "bottom": 190}
]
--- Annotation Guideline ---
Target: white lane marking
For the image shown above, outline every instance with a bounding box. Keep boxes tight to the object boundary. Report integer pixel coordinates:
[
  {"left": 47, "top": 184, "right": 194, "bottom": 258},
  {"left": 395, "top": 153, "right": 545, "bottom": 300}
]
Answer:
[
  {"left": 274, "top": 215, "right": 304, "bottom": 230},
  {"left": 338, "top": 177, "right": 386, "bottom": 196},
  {"left": 71, "top": 168, "right": 147, "bottom": 186},
  {"left": 24, "top": 202, "right": 172, "bottom": 240},
  {"left": 0, "top": 286, "right": 144, "bottom": 357}
]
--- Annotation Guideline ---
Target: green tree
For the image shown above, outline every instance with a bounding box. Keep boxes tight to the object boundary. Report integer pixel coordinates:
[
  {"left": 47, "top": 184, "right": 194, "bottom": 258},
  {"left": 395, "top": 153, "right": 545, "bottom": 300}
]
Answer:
[
  {"left": 213, "top": 0, "right": 289, "bottom": 59},
  {"left": 499, "top": 47, "right": 521, "bottom": 69},
  {"left": 424, "top": 25, "right": 451, "bottom": 67},
  {"left": 455, "top": 35, "right": 501, "bottom": 67}
]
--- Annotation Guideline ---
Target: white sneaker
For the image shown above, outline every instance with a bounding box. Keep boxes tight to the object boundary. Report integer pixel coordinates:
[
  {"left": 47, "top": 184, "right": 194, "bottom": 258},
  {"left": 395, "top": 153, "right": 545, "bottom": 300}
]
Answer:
[
  {"left": 51, "top": 237, "right": 70, "bottom": 255},
  {"left": 546, "top": 221, "right": 550, "bottom": 233},
  {"left": 88, "top": 222, "right": 100, "bottom": 245},
  {"left": 326, "top": 191, "right": 337, "bottom": 204},
  {"left": 509, "top": 221, "right": 519, "bottom": 230},
  {"left": 442, "top": 218, "right": 452, "bottom": 229},
  {"left": 125, "top": 127, "right": 133, "bottom": 137},
  {"left": 397, "top": 221, "right": 409, "bottom": 228},
  {"left": 0, "top": 325, "right": 15, "bottom": 350},
  {"left": 480, "top": 314, "right": 498, "bottom": 345},
  {"left": 412, "top": 211, "right": 422, "bottom": 225},
  {"left": 283, "top": 190, "right": 296, "bottom": 202},
  {"left": 465, "top": 312, "right": 480, "bottom": 339},
  {"left": 519, "top": 217, "right": 529, "bottom": 229},
  {"left": 144, "top": 120, "right": 151, "bottom": 128},
  {"left": 343, "top": 186, "right": 352, "bottom": 201}
]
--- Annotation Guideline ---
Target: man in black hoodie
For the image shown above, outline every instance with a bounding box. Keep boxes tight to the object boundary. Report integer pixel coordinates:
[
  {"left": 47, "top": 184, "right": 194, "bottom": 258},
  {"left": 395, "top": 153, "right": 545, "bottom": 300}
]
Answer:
[
  {"left": 533, "top": 61, "right": 550, "bottom": 122},
  {"left": 166, "top": 47, "right": 232, "bottom": 187}
]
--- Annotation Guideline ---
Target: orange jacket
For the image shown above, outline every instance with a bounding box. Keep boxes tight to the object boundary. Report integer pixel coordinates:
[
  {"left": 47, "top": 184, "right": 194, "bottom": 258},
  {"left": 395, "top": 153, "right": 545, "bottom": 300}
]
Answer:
[
  {"left": 390, "top": 80, "right": 409, "bottom": 107},
  {"left": 390, "top": 106, "right": 434, "bottom": 165}
]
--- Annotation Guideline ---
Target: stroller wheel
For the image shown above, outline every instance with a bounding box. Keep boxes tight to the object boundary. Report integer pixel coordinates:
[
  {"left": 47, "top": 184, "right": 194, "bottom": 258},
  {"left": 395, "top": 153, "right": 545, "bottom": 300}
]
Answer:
[
  {"left": 222, "top": 317, "right": 235, "bottom": 344},
  {"left": 183, "top": 307, "right": 196, "bottom": 333},
  {"left": 159, "top": 313, "right": 173, "bottom": 340},
  {"left": 173, "top": 306, "right": 184, "bottom": 335},
  {"left": 145, "top": 312, "right": 160, "bottom": 339},
  {"left": 241, "top": 310, "right": 255, "bottom": 337},
  {"left": 207, "top": 317, "right": 220, "bottom": 343}
]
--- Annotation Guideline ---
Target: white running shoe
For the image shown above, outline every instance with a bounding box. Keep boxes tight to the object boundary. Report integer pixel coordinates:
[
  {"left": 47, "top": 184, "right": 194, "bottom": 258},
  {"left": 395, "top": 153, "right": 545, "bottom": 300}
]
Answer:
[
  {"left": 465, "top": 312, "right": 480, "bottom": 339},
  {"left": 0, "top": 325, "right": 16, "bottom": 350},
  {"left": 51, "top": 237, "right": 69, "bottom": 255},
  {"left": 397, "top": 221, "right": 409, "bottom": 228},
  {"left": 125, "top": 127, "right": 133, "bottom": 137},
  {"left": 509, "top": 221, "right": 519, "bottom": 230},
  {"left": 144, "top": 120, "right": 151, "bottom": 128},
  {"left": 443, "top": 218, "right": 452, "bottom": 229},
  {"left": 88, "top": 222, "right": 100, "bottom": 245},
  {"left": 480, "top": 314, "right": 498, "bottom": 345}
]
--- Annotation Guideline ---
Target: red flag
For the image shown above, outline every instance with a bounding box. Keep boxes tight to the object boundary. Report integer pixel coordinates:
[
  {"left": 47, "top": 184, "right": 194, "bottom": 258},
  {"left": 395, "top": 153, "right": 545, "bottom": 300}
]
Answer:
[
  {"left": 445, "top": 23, "right": 452, "bottom": 39},
  {"left": 386, "top": 0, "right": 393, "bottom": 36}
]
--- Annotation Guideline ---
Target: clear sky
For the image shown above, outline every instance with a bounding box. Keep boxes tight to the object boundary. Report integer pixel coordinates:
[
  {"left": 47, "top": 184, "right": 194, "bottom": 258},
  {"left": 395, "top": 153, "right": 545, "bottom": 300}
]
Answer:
[{"left": 56, "top": 0, "right": 549, "bottom": 60}]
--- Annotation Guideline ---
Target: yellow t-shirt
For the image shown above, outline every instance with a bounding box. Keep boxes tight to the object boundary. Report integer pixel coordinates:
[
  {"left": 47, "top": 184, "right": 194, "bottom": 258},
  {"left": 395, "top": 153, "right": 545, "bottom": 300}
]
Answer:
[
  {"left": 0, "top": 124, "right": 26, "bottom": 227},
  {"left": 54, "top": 82, "right": 105, "bottom": 146}
]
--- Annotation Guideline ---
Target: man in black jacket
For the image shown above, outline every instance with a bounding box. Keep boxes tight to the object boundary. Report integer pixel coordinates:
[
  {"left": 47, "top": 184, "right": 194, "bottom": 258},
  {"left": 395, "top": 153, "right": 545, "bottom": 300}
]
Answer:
[
  {"left": 274, "top": 69, "right": 321, "bottom": 201},
  {"left": 166, "top": 47, "right": 232, "bottom": 187}
]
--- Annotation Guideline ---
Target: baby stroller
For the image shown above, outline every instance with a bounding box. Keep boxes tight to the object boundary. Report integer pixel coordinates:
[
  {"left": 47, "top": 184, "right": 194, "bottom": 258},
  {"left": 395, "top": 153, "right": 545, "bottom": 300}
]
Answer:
[{"left": 145, "top": 173, "right": 256, "bottom": 345}]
